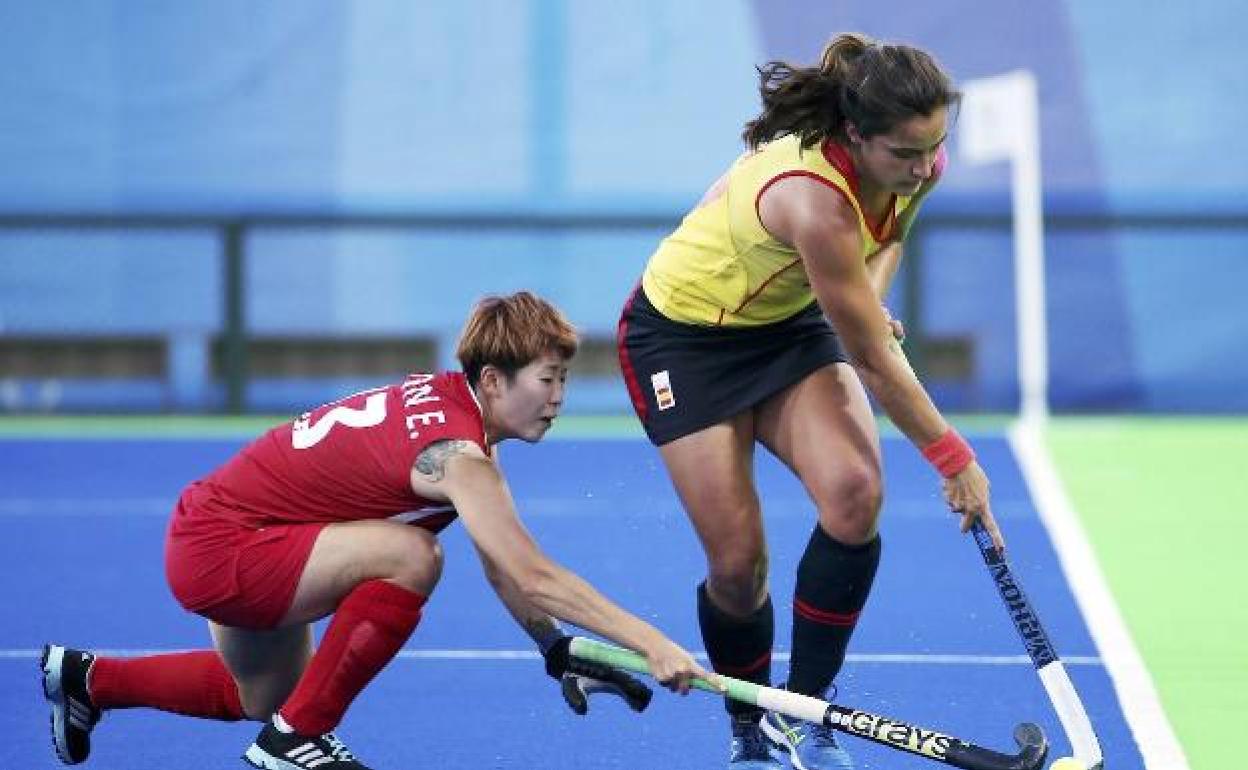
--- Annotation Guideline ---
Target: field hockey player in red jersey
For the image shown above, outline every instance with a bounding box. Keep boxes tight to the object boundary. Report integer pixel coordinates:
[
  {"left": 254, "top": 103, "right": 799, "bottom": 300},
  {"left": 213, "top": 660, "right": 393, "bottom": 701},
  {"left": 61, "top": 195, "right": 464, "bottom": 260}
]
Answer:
[{"left": 42, "top": 291, "right": 712, "bottom": 770}]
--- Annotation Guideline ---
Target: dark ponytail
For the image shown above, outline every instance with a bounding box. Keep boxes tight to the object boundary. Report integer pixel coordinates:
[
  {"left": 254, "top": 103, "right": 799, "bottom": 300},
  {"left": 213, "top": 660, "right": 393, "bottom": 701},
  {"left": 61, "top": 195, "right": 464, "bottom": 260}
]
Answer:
[{"left": 742, "top": 32, "right": 960, "bottom": 151}]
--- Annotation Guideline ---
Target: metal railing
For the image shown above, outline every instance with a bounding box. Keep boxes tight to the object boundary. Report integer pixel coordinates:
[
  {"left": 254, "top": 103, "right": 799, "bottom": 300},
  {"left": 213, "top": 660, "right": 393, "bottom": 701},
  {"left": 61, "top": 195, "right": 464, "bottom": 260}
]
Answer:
[
  {"left": 3, "top": 210, "right": 1246, "bottom": 413},
  {"left": 900, "top": 210, "right": 1248, "bottom": 378}
]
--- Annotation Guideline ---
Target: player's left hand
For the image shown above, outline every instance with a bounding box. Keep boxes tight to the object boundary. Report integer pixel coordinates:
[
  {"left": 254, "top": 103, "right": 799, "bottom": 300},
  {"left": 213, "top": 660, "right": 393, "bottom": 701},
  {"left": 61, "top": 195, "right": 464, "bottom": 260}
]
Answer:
[{"left": 543, "top": 636, "right": 653, "bottom": 714}]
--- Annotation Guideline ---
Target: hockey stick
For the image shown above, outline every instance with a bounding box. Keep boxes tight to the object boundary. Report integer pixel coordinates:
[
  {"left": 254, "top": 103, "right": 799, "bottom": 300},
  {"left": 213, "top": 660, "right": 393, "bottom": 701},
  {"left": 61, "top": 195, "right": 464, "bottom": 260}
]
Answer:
[
  {"left": 570, "top": 636, "right": 1048, "bottom": 770},
  {"left": 971, "top": 520, "right": 1104, "bottom": 770}
]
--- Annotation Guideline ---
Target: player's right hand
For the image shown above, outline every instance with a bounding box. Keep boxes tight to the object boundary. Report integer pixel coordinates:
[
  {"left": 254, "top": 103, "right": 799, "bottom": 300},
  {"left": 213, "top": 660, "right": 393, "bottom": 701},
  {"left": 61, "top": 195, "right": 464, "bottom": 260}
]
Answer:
[
  {"left": 642, "top": 637, "right": 720, "bottom": 696},
  {"left": 543, "top": 636, "right": 653, "bottom": 714},
  {"left": 942, "top": 460, "right": 1005, "bottom": 552}
]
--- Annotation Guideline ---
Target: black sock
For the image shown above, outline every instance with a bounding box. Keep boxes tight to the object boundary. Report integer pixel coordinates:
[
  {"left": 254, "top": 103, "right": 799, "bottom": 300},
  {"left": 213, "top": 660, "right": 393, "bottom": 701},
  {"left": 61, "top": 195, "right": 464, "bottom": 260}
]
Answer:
[
  {"left": 697, "top": 581, "right": 773, "bottom": 716},
  {"left": 787, "top": 526, "right": 881, "bottom": 697}
]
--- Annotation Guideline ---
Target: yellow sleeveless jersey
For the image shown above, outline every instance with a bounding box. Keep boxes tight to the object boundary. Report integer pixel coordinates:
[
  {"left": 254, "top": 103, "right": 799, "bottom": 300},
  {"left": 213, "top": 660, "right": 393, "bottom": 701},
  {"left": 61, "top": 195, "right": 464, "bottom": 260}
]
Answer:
[{"left": 641, "top": 134, "right": 920, "bottom": 326}]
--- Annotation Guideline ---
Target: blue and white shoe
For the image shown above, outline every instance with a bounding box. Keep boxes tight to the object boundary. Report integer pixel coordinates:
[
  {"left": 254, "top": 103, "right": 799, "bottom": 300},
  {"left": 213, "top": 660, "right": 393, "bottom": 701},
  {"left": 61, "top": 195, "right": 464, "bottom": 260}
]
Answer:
[
  {"left": 762, "top": 711, "right": 854, "bottom": 770},
  {"left": 729, "top": 713, "right": 784, "bottom": 769}
]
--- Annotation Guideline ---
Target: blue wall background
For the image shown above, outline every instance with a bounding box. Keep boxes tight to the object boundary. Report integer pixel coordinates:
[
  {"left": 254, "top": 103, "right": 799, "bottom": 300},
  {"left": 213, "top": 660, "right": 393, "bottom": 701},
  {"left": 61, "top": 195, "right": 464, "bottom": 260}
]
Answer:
[{"left": 1, "top": 1, "right": 1245, "bottom": 413}]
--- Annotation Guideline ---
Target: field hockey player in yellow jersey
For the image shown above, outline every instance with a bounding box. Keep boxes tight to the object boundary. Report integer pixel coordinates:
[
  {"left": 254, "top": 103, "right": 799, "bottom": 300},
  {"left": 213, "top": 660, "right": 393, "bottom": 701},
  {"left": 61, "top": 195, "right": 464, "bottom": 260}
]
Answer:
[{"left": 616, "top": 33, "right": 1005, "bottom": 770}]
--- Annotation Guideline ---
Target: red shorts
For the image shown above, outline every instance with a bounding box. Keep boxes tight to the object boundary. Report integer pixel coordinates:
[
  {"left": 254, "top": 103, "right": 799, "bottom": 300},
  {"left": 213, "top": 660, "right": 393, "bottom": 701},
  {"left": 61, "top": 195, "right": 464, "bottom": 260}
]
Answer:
[{"left": 165, "top": 486, "right": 326, "bottom": 630}]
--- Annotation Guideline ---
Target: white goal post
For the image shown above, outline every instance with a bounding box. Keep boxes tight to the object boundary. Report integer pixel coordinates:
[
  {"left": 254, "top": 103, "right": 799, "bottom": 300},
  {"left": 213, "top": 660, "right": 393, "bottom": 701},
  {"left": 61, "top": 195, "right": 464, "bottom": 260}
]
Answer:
[
  {"left": 958, "top": 70, "right": 1047, "bottom": 425},
  {"left": 960, "top": 72, "right": 1190, "bottom": 770}
]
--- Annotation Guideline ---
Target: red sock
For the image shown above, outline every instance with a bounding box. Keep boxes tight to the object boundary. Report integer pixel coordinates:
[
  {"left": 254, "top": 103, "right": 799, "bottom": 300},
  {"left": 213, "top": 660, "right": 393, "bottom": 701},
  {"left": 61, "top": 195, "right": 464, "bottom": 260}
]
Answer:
[
  {"left": 279, "top": 579, "right": 425, "bottom": 736},
  {"left": 89, "top": 651, "right": 244, "bottom": 721}
]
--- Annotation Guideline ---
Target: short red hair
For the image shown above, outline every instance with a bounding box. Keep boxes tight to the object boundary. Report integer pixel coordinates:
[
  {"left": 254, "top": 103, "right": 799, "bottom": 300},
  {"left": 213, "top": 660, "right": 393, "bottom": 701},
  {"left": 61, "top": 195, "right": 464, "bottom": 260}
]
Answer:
[{"left": 456, "top": 291, "right": 578, "bottom": 387}]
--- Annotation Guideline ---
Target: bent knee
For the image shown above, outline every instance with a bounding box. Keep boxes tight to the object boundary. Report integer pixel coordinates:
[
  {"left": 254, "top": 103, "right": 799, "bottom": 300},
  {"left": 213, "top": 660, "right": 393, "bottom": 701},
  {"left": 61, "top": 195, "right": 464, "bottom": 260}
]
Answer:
[
  {"left": 707, "top": 550, "right": 769, "bottom": 615},
  {"left": 812, "top": 467, "right": 882, "bottom": 544},
  {"left": 385, "top": 528, "right": 443, "bottom": 595}
]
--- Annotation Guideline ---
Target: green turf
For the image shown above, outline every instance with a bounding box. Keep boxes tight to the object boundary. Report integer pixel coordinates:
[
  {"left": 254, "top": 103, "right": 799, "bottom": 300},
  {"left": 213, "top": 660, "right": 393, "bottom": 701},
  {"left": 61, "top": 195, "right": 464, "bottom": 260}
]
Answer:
[
  {"left": 1046, "top": 417, "right": 1248, "bottom": 770},
  {"left": 2, "top": 411, "right": 1228, "bottom": 768}
]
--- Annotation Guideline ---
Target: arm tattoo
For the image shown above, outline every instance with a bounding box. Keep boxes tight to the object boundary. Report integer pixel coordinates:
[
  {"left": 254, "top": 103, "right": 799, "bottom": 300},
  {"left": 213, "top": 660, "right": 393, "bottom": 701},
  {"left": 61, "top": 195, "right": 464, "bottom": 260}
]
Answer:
[{"left": 414, "top": 439, "right": 475, "bottom": 482}]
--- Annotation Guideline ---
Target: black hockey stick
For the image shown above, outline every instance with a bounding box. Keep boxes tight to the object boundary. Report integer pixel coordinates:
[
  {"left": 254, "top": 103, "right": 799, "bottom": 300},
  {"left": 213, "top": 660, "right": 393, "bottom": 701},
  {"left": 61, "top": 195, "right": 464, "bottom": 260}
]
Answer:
[
  {"left": 571, "top": 636, "right": 1048, "bottom": 770},
  {"left": 971, "top": 520, "right": 1103, "bottom": 770}
]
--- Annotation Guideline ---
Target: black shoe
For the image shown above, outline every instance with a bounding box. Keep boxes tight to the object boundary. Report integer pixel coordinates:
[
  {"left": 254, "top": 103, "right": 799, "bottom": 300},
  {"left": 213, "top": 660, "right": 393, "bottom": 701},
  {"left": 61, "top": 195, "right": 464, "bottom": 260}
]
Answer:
[
  {"left": 40, "top": 644, "right": 102, "bottom": 765},
  {"left": 243, "top": 717, "right": 373, "bottom": 770}
]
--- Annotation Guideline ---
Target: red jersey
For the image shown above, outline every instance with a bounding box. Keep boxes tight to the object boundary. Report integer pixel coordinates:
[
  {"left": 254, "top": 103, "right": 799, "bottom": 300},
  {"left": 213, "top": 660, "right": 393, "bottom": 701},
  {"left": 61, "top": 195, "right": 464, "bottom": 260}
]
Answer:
[{"left": 187, "top": 371, "right": 486, "bottom": 532}]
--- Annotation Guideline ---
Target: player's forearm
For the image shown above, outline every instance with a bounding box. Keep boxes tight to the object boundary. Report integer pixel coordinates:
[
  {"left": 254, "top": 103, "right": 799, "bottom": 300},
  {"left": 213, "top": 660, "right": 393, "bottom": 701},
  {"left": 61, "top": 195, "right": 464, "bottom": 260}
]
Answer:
[
  {"left": 851, "top": 340, "right": 949, "bottom": 448},
  {"left": 519, "top": 560, "right": 666, "bottom": 655},
  {"left": 465, "top": 497, "right": 660, "bottom": 651},
  {"left": 810, "top": 259, "right": 948, "bottom": 449},
  {"left": 486, "top": 562, "right": 565, "bottom": 651}
]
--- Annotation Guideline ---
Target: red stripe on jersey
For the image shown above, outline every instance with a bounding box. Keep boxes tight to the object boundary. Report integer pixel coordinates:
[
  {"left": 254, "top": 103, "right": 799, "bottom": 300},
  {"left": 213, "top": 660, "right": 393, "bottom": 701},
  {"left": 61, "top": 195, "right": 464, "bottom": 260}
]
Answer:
[
  {"left": 820, "top": 140, "right": 897, "bottom": 242},
  {"left": 616, "top": 284, "right": 649, "bottom": 422},
  {"left": 755, "top": 169, "right": 853, "bottom": 227},
  {"left": 730, "top": 259, "right": 802, "bottom": 319}
]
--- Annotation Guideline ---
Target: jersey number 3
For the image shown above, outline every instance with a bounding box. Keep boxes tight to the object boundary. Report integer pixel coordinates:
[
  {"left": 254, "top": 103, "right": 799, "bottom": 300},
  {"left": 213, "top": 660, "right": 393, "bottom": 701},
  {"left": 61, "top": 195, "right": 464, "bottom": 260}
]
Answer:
[{"left": 291, "top": 390, "right": 388, "bottom": 449}]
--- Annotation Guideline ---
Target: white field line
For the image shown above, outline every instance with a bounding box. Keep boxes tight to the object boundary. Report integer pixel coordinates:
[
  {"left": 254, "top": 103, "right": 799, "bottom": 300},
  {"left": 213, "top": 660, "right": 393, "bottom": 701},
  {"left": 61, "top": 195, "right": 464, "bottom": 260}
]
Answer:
[
  {"left": 2, "top": 647, "right": 1101, "bottom": 665},
  {"left": 1009, "top": 419, "right": 1189, "bottom": 770}
]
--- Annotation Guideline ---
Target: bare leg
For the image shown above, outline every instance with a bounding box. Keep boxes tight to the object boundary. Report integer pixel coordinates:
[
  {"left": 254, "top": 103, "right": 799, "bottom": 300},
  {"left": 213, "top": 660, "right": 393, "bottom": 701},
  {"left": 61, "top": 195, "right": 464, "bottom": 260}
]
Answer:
[
  {"left": 281, "top": 519, "right": 444, "bottom": 626},
  {"left": 659, "top": 412, "right": 767, "bottom": 615},
  {"left": 260, "top": 520, "right": 441, "bottom": 738},
  {"left": 659, "top": 412, "right": 775, "bottom": 719},
  {"left": 209, "top": 622, "right": 313, "bottom": 720},
  {"left": 757, "top": 363, "right": 884, "bottom": 697}
]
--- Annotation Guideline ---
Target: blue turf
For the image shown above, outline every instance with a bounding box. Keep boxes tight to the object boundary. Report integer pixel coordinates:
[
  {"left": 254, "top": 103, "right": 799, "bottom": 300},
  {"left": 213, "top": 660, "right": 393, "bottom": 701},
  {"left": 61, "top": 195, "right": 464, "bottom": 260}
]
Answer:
[{"left": 0, "top": 436, "right": 1144, "bottom": 769}]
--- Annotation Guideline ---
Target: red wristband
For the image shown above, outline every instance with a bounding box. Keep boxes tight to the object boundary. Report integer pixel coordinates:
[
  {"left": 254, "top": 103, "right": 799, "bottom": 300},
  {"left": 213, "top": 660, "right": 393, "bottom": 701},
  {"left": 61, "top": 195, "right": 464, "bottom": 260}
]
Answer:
[{"left": 921, "top": 428, "right": 975, "bottom": 478}]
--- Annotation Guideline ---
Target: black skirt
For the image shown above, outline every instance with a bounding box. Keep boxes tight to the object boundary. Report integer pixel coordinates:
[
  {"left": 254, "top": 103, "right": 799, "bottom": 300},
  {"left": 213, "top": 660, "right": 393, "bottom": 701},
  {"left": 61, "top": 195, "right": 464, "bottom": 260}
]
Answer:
[{"left": 616, "top": 285, "right": 848, "bottom": 446}]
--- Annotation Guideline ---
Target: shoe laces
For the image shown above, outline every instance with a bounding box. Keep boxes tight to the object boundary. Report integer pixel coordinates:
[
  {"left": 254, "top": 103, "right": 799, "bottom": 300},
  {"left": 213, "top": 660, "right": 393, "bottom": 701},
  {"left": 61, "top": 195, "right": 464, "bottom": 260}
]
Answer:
[{"left": 322, "top": 733, "right": 357, "bottom": 763}]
